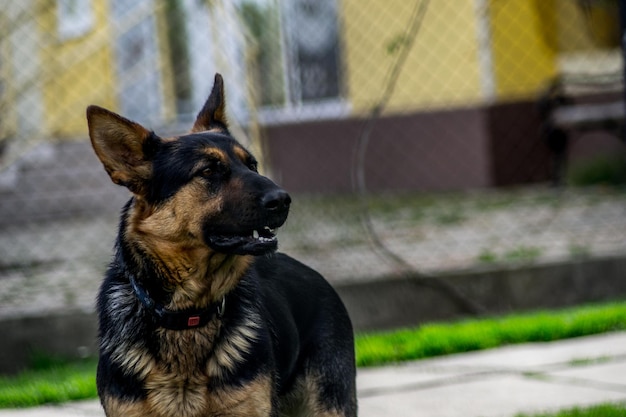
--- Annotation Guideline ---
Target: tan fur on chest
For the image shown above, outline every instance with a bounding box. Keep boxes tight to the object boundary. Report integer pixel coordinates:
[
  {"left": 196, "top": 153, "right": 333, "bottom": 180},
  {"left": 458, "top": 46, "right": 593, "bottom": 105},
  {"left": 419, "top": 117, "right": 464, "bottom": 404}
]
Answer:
[
  {"left": 108, "top": 322, "right": 268, "bottom": 417},
  {"left": 104, "top": 375, "right": 273, "bottom": 417}
]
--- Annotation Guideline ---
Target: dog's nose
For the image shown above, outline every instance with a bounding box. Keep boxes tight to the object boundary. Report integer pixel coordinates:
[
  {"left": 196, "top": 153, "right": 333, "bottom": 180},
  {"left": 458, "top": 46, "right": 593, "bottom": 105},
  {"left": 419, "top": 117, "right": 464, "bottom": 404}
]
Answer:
[{"left": 262, "top": 189, "right": 291, "bottom": 211}]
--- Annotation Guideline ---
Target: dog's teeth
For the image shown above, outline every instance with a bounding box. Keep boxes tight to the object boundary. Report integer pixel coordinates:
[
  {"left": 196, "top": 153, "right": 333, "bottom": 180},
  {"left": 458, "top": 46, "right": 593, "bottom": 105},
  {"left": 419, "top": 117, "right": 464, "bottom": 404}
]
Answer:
[
  {"left": 264, "top": 226, "right": 276, "bottom": 234},
  {"left": 253, "top": 230, "right": 259, "bottom": 239}
]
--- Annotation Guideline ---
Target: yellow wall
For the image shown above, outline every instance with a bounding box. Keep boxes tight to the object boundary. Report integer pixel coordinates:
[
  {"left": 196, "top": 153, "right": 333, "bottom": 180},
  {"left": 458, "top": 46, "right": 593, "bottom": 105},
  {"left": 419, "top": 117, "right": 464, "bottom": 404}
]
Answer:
[
  {"left": 39, "top": 1, "right": 179, "bottom": 137},
  {"left": 40, "top": 0, "right": 117, "bottom": 138},
  {"left": 31, "top": 0, "right": 605, "bottom": 137},
  {"left": 0, "top": 11, "right": 16, "bottom": 140},
  {"left": 341, "top": 0, "right": 566, "bottom": 112},
  {"left": 488, "top": 0, "right": 557, "bottom": 100},
  {"left": 340, "top": 0, "right": 484, "bottom": 114}
]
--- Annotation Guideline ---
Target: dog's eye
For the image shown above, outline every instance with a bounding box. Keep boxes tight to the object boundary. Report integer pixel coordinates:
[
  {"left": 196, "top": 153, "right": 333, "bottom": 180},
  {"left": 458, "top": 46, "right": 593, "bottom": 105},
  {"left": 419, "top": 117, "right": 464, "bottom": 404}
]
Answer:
[
  {"left": 199, "top": 160, "right": 223, "bottom": 178},
  {"left": 248, "top": 161, "right": 258, "bottom": 172}
]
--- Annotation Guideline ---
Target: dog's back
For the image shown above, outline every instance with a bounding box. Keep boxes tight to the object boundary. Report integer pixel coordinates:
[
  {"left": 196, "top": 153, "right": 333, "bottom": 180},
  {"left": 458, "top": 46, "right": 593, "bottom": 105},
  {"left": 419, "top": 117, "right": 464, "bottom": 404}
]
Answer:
[{"left": 255, "top": 253, "right": 356, "bottom": 412}]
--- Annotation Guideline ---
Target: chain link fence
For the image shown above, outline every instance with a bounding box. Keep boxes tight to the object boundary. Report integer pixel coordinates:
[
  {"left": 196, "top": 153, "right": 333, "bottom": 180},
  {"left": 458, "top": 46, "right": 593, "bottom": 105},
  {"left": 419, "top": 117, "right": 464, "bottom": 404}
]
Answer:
[{"left": 1, "top": 0, "right": 626, "bottom": 318}]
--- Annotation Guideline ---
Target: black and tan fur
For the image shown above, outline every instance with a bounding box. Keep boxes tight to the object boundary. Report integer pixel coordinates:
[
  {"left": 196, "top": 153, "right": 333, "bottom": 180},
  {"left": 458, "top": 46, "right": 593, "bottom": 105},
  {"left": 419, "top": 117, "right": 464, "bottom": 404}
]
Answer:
[{"left": 87, "top": 74, "right": 357, "bottom": 417}]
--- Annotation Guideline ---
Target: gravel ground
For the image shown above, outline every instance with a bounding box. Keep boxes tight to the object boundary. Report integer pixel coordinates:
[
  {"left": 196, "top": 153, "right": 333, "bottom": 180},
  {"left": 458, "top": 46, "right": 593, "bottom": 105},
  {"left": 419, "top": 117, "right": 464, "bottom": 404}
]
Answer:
[{"left": 1, "top": 186, "right": 625, "bottom": 318}]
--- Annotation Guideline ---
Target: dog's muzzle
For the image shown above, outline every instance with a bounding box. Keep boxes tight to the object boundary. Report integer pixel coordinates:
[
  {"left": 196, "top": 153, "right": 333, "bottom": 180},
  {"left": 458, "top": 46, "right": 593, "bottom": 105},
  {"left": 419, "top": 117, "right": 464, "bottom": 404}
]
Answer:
[{"left": 205, "top": 188, "right": 291, "bottom": 256}]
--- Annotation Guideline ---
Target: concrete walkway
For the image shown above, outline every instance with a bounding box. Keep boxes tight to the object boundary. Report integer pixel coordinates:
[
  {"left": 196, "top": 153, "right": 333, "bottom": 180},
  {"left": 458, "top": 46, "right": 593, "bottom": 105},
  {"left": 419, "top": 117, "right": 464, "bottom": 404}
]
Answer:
[
  {"left": 358, "top": 331, "right": 626, "bottom": 417},
  {"left": 2, "top": 332, "right": 626, "bottom": 417}
]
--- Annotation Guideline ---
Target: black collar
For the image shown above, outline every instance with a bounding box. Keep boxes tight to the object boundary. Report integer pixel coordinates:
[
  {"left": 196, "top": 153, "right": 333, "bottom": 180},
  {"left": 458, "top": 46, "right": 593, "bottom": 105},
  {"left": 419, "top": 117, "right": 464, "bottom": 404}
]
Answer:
[{"left": 129, "top": 274, "right": 225, "bottom": 331}]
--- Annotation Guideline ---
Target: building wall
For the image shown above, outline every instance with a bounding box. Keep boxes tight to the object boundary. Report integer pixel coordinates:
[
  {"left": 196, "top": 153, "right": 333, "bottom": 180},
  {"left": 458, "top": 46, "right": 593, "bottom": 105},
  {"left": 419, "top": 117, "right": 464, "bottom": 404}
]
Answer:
[
  {"left": 39, "top": 0, "right": 117, "bottom": 138},
  {"left": 4, "top": 0, "right": 617, "bottom": 194},
  {"left": 34, "top": 0, "right": 248, "bottom": 138},
  {"left": 27, "top": 0, "right": 585, "bottom": 138},
  {"left": 264, "top": 107, "right": 497, "bottom": 193},
  {"left": 340, "top": 0, "right": 484, "bottom": 114},
  {"left": 261, "top": 0, "right": 562, "bottom": 193},
  {"left": 488, "top": 0, "right": 557, "bottom": 100},
  {"left": 263, "top": 99, "right": 554, "bottom": 194}
]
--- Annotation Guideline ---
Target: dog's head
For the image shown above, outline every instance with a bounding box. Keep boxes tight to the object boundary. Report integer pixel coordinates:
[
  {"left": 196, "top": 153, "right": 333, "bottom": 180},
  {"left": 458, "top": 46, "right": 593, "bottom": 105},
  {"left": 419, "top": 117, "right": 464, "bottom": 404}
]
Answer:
[{"left": 87, "top": 74, "right": 290, "bottom": 256}]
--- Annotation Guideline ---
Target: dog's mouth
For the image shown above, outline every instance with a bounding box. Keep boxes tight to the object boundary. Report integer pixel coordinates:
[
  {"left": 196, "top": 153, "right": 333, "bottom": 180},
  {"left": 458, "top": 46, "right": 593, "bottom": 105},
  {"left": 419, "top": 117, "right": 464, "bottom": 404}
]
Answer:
[{"left": 206, "top": 226, "right": 279, "bottom": 255}]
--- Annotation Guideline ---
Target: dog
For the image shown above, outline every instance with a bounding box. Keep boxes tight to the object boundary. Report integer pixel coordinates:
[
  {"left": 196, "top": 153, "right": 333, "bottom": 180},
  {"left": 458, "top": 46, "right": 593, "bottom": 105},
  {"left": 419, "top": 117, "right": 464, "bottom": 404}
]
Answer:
[{"left": 86, "top": 74, "right": 357, "bottom": 417}]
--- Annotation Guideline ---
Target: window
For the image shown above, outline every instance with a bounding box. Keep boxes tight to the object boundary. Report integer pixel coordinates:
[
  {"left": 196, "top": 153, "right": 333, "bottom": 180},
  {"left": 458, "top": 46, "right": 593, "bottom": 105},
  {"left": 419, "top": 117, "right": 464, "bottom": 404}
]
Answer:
[
  {"left": 242, "top": 0, "right": 347, "bottom": 122},
  {"left": 283, "top": 0, "right": 343, "bottom": 103},
  {"left": 57, "top": 0, "right": 94, "bottom": 40}
]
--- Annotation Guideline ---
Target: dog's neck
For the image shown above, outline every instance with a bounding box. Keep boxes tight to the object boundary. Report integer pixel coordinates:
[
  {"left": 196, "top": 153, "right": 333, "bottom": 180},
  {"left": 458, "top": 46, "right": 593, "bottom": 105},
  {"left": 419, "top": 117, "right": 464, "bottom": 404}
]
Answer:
[
  {"left": 167, "top": 251, "right": 253, "bottom": 309},
  {"left": 125, "top": 239, "right": 252, "bottom": 309},
  {"left": 129, "top": 271, "right": 226, "bottom": 330}
]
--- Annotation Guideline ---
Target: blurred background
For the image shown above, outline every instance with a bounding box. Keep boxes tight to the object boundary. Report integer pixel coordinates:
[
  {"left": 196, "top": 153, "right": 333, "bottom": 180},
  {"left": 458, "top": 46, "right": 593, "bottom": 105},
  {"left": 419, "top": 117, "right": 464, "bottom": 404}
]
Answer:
[{"left": 0, "top": 0, "right": 625, "bottom": 337}]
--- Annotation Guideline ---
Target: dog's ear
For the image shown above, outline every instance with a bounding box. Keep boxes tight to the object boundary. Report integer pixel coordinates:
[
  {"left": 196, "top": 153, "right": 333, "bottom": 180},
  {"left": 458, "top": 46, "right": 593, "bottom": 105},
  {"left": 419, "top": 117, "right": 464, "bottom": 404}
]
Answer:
[
  {"left": 191, "top": 73, "right": 229, "bottom": 133},
  {"left": 86, "top": 105, "right": 159, "bottom": 196}
]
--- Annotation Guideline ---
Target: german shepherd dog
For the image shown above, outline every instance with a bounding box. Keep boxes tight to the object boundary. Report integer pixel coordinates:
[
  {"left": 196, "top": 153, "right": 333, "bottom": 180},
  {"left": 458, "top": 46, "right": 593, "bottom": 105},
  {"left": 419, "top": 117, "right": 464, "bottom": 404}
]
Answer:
[{"left": 87, "top": 74, "right": 356, "bottom": 417}]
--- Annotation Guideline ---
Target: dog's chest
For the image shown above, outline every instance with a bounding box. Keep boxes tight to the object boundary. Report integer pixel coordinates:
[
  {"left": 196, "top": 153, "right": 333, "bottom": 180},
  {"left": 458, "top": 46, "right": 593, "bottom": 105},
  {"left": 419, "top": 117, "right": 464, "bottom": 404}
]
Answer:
[
  {"left": 143, "top": 372, "right": 273, "bottom": 417},
  {"left": 142, "top": 321, "right": 268, "bottom": 416}
]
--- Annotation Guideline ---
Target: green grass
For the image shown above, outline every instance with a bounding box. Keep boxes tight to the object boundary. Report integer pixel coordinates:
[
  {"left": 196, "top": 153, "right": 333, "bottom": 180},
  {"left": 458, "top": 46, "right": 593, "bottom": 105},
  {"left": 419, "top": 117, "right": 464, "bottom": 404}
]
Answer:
[
  {"left": 477, "top": 246, "right": 544, "bottom": 265},
  {"left": 515, "top": 402, "right": 626, "bottom": 417},
  {"left": 568, "top": 155, "right": 626, "bottom": 187},
  {"left": 2, "top": 300, "right": 626, "bottom": 409},
  {"left": 503, "top": 245, "right": 543, "bottom": 262},
  {"left": 0, "top": 359, "right": 97, "bottom": 408},
  {"left": 355, "top": 300, "right": 626, "bottom": 367}
]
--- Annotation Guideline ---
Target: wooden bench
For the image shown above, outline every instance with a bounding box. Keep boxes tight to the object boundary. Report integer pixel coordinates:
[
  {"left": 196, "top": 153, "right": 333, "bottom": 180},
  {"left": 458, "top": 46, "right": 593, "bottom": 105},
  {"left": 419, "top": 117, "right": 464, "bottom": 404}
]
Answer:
[{"left": 539, "top": 74, "right": 625, "bottom": 185}]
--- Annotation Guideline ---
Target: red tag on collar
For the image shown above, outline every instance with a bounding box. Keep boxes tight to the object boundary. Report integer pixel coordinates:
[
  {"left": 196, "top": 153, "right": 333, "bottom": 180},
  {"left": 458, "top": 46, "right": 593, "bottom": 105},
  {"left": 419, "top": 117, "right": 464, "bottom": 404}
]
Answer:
[{"left": 187, "top": 316, "right": 201, "bottom": 327}]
